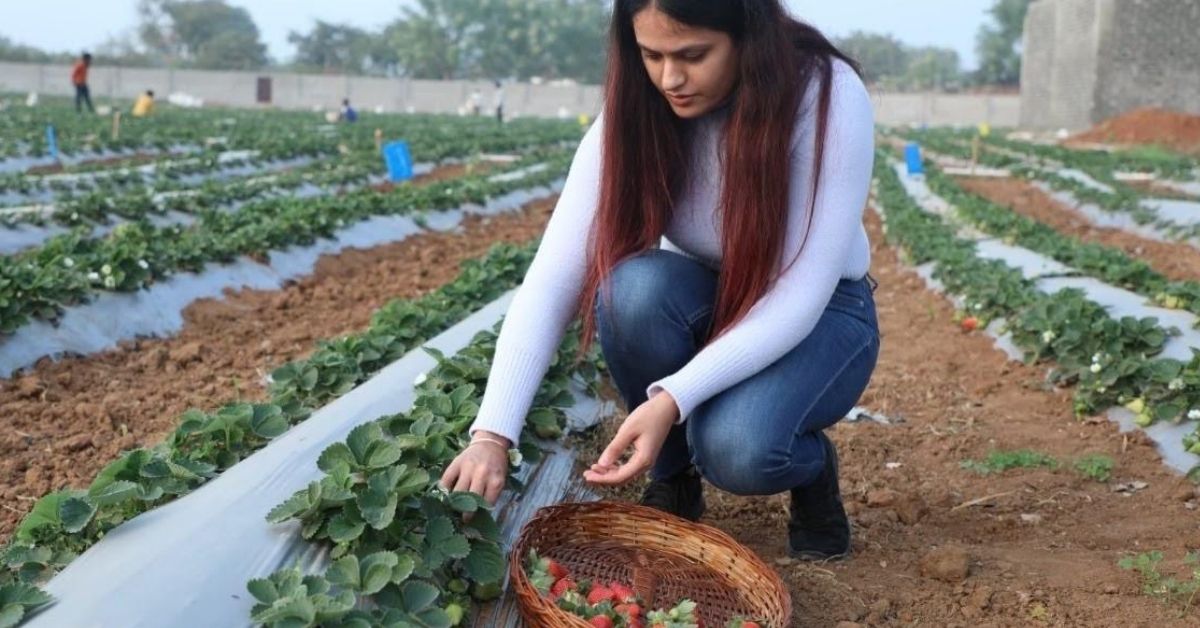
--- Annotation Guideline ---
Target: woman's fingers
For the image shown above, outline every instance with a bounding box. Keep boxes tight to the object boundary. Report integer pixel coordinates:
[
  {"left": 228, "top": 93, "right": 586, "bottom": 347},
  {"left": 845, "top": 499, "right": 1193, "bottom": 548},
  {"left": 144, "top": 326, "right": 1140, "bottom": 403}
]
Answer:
[
  {"left": 453, "top": 462, "right": 475, "bottom": 493},
  {"left": 597, "top": 423, "right": 637, "bottom": 469},
  {"left": 468, "top": 466, "right": 490, "bottom": 498},
  {"left": 439, "top": 457, "right": 462, "bottom": 490},
  {"left": 484, "top": 475, "right": 505, "bottom": 506},
  {"left": 585, "top": 434, "right": 651, "bottom": 486}
]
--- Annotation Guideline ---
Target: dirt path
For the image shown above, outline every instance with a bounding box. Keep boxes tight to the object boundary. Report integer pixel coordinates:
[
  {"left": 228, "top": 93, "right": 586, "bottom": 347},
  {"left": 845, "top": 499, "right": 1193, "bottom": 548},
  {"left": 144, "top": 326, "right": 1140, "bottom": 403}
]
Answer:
[
  {"left": 0, "top": 197, "right": 556, "bottom": 539},
  {"left": 574, "top": 210, "right": 1199, "bottom": 627},
  {"left": 957, "top": 176, "right": 1200, "bottom": 283}
]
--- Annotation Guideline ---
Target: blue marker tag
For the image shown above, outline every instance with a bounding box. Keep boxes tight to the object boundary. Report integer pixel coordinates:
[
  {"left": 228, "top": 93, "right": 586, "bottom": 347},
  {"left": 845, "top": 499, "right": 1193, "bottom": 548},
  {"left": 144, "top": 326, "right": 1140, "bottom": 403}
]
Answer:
[
  {"left": 904, "top": 142, "right": 924, "bottom": 175},
  {"left": 46, "top": 125, "right": 59, "bottom": 161},
  {"left": 382, "top": 140, "right": 413, "bottom": 182}
]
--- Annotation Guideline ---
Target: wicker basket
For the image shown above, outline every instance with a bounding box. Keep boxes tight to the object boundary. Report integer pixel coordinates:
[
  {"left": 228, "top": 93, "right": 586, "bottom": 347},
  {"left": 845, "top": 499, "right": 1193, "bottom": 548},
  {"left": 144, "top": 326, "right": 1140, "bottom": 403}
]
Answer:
[{"left": 509, "top": 501, "right": 792, "bottom": 627}]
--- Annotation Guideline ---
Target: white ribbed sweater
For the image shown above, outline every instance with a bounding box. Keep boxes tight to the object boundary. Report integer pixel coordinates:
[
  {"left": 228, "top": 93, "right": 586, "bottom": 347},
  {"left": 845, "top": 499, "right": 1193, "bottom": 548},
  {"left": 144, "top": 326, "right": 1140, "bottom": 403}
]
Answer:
[{"left": 470, "top": 59, "right": 875, "bottom": 445}]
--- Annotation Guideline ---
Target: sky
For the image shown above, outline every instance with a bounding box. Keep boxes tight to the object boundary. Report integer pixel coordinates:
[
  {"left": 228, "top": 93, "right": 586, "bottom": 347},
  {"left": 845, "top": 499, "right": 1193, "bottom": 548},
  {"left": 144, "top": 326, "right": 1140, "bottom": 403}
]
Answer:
[{"left": 1, "top": 0, "right": 995, "bottom": 70}]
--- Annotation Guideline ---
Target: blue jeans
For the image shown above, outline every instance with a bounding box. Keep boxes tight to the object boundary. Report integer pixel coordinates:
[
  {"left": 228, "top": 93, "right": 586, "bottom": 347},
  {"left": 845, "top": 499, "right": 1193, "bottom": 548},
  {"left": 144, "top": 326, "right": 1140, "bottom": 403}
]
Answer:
[{"left": 596, "top": 249, "right": 880, "bottom": 496}]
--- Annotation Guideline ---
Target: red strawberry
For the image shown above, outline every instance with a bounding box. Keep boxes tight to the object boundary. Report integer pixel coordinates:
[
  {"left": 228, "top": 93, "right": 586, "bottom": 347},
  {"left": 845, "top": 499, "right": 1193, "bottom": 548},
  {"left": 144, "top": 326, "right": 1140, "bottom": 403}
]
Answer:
[
  {"left": 589, "top": 617, "right": 615, "bottom": 628},
  {"left": 547, "top": 559, "right": 569, "bottom": 581},
  {"left": 550, "top": 577, "right": 576, "bottom": 599},
  {"left": 615, "top": 603, "right": 642, "bottom": 618},
  {"left": 587, "top": 585, "right": 615, "bottom": 605},
  {"left": 960, "top": 316, "right": 979, "bottom": 332},
  {"left": 609, "top": 582, "right": 636, "bottom": 603}
]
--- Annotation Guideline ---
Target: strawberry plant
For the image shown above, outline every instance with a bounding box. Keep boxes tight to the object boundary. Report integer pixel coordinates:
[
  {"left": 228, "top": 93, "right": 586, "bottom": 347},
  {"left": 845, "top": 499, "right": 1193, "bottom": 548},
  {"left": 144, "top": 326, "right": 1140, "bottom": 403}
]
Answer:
[
  {"left": 0, "top": 241, "right": 548, "bottom": 597},
  {"left": 245, "top": 314, "right": 604, "bottom": 627},
  {"left": 874, "top": 150, "right": 1200, "bottom": 473},
  {"left": 0, "top": 152, "right": 569, "bottom": 336}
]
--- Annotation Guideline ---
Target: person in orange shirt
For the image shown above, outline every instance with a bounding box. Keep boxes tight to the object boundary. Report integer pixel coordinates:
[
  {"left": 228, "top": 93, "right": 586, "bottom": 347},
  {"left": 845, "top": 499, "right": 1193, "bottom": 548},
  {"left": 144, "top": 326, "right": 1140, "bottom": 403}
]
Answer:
[{"left": 71, "top": 52, "right": 94, "bottom": 113}]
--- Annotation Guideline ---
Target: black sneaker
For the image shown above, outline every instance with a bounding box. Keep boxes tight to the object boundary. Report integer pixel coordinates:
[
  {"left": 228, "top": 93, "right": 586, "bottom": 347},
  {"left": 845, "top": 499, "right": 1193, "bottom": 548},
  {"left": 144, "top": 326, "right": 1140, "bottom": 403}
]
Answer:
[
  {"left": 639, "top": 465, "right": 705, "bottom": 522},
  {"left": 788, "top": 432, "right": 851, "bottom": 561}
]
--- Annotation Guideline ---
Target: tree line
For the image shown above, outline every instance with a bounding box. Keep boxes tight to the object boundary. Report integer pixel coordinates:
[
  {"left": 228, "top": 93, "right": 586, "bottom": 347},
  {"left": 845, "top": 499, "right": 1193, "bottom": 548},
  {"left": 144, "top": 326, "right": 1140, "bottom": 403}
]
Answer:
[{"left": 0, "top": 0, "right": 1029, "bottom": 88}]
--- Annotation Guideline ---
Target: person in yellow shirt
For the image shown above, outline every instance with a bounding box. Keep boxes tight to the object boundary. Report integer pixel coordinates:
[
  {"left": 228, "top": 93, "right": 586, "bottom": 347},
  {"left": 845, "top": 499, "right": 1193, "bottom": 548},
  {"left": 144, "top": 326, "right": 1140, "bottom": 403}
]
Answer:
[{"left": 132, "top": 90, "right": 155, "bottom": 117}]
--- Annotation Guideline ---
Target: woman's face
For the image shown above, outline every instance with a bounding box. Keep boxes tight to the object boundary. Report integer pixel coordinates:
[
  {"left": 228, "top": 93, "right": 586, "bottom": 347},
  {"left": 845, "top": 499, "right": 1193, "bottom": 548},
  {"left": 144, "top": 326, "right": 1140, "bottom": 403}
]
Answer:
[{"left": 632, "top": 6, "right": 739, "bottom": 119}]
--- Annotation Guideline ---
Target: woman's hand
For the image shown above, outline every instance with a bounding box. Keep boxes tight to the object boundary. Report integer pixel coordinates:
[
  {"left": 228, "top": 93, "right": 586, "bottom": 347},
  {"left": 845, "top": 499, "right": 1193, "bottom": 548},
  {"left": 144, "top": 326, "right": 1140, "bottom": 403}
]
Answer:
[
  {"left": 583, "top": 392, "right": 680, "bottom": 486},
  {"left": 439, "top": 430, "right": 511, "bottom": 506}
]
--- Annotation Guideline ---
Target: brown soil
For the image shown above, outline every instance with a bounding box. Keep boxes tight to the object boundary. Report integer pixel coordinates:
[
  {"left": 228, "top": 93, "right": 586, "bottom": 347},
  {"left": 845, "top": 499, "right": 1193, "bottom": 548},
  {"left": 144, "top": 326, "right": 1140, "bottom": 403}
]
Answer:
[
  {"left": 26, "top": 152, "right": 180, "bottom": 175},
  {"left": 955, "top": 176, "right": 1200, "bottom": 283},
  {"left": 372, "top": 161, "right": 497, "bottom": 192},
  {"left": 573, "top": 210, "right": 1200, "bottom": 626},
  {"left": 0, "top": 196, "right": 556, "bottom": 539},
  {"left": 1067, "top": 107, "right": 1200, "bottom": 156}
]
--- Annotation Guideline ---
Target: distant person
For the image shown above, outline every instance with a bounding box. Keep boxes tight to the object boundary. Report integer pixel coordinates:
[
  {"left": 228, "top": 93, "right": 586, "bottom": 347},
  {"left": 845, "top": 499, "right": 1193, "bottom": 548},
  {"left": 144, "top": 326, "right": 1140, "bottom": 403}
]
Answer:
[
  {"left": 340, "top": 98, "right": 358, "bottom": 123},
  {"left": 468, "top": 89, "right": 482, "bottom": 116},
  {"left": 492, "top": 80, "right": 505, "bottom": 123},
  {"left": 132, "top": 90, "right": 155, "bottom": 117},
  {"left": 71, "top": 52, "right": 94, "bottom": 113}
]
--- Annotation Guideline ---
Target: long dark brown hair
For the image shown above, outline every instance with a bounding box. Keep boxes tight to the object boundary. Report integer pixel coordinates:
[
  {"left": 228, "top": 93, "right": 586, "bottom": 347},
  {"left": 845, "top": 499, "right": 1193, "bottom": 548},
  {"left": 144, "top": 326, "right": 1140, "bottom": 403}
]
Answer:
[{"left": 577, "top": 0, "right": 860, "bottom": 355}]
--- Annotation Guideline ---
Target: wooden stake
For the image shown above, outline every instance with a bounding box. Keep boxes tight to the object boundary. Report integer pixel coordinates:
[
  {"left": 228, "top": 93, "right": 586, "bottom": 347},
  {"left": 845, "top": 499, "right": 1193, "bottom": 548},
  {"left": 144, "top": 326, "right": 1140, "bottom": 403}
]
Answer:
[
  {"left": 374, "top": 128, "right": 383, "bottom": 151},
  {"left": 112, "top": 111, "right": 122, "bottom": 141}
]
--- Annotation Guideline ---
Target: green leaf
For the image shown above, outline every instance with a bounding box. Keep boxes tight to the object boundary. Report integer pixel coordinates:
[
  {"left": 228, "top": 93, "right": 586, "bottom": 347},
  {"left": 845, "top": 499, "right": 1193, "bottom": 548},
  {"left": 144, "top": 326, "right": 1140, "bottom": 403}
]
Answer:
[
  {"left": 391, "top": 553, "right": 416, "bottom": 585},
  {"left": 247, "top": 578, "right": 280, "bottom": 604},
  {"left": 448, "top": 492, "right": 484, "bottom": 514},
  {"left": 401, "top": 580, "right": 441, "bottom": 613},
  {"left": 448, "top": 384, "right": 476, "bottom": 409},
  {"left": 357, "top": 487, "right": 398, "bottom": 530},
  {"left": 327, "top": 510, "right": 366, "bottom": 544},
  {"left": 393, "top": 433, "right": 427, "bottom": 451},
  {"left": 364, "top": 439, "right": 404, "bottom": 469},
  {"left": 90, "top": 449, "right": 152, "bottom": 493},
  {"left": 393, "top": 468, "right": 431, "bottom": 499},
  {"left": 250, "top": 405, "right": 289, "bottom": 438},
  {"left": 360, "top": 552, "right": 400, "bottom": 595},
  {"left": 414, "top": 607, "right": 452, "bottom": 628},
  {"left": 0, "top": 604, "right": 24, "bottom": 628},
  {"left": 15, "top": 491, "right": 82, "bottom": 543},
  {"left": 463, "top": 509, "right": 500, "bottom": 541},
  {"left": 252, "top": 596, "right": 317, "bottom": 625},
  {"left": 87, "top": 480, "right": 141, "bottom": 506},
  {"left": 326, "top": 555, "right": 360, "bottom": 591},
  {"left": 0, "top": 584, "right": 51, "bottom": 608},
  {"left": 423, "top": 516, "right": 471, "bottom": 568},
  {"left": 347, "top": 422, "right": 383, "bottom": 466},
  {"left": 266, "top": 487, "right": 315, "bottom": 523},
  {"left": 463, "top": 541, "right": 505, "bottom": 584},
  {"left": 59, "top": 497, "right": 97, "bottom": 534},
  {"left": 318, "top": 443, "right": 357, "bottom": 472}
]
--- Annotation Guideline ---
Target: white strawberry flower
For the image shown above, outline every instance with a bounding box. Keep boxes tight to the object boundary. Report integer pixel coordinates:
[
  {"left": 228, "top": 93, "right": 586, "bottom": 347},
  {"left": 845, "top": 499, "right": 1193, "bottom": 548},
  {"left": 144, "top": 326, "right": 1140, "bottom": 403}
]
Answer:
[
  {"left": 1090, "top": 363, "right": 1102, "bottom": 374},
  {"left": 87, "top": 271, "right": 100, "bottom": 282},
  {"left": 508, "top": 448, "right": 523, "bottom": 467},
  {"left": 103, "top": 276, "right": 117, "bottom": 289},
  {"left": 1169, "top": 378, "right": 1185, "bottom": 391},
  {"left": 1097, "top": 386, "right": 1107, "bottom": 393},
  {"left": 63, "top": 257, "right": 75, "bottom": 268},
  {"left": 70, "top": 212, "right": 79, "bottom": 220},
  {"left": 1092, "top": 352, "right": 1104, "bottom": 364},
  {"left": 1041, "top": 330, "right": 1056, "bottom": 343},
  {"left": 973, "top": 302, "right": 984, "bottom": 311},
  {"left": 137, "top": 259, "right": 149, "bottom": 270},
  {"left": 101, "top": 264, "right": 112, "bottom": 275},
  {"left": 1189, "top": 409, "right": 1200, "bottom": 421}
]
